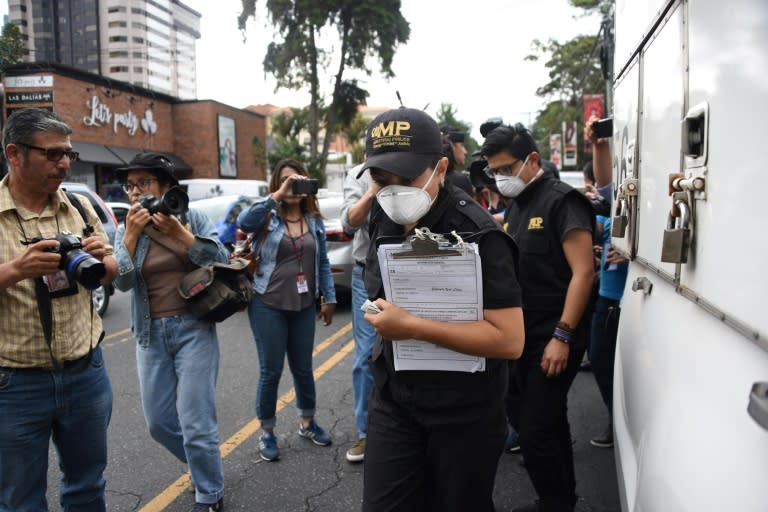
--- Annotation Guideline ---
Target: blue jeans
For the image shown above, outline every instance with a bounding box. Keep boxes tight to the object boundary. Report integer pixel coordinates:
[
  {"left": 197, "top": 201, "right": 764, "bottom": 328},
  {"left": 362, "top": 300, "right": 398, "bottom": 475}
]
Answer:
[
  {"left": 0, "top": 346, "right": 112, "bottom": 512},
  {"left": 137, "top": 315, "right": 224, "bottom": 505},
  {"left": 589, "top": 296, "right": 620, "bottom": 416},
  {"left": 351, "top": 264, "right": 375, "bottom": 438},
  {"left": 248, "top": 295, "right": 317, "bottom": 430}
]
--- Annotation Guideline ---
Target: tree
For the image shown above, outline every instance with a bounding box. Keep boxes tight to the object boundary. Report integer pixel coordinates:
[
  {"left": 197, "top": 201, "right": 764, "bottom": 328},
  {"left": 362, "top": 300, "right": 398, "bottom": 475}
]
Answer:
[
  {"left": 239, "top": 0, "right": 410, "bottom": 179},
  {"left": 340, "top": 112, "right": 368, "bottom": 165},
  {"left": 527, "top": 33, "right": 604, "bottom": 169},
  {"left": 0, "top": 22, "right": 24, "bottom": 71}
]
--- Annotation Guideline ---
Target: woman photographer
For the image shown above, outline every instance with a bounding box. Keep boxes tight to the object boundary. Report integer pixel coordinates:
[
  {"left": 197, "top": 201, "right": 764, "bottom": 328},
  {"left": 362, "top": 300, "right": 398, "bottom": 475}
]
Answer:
[
  {"left": 113, "top": 152, "right": 229, "bottom": 512},
  {"left": 237, "top": 158, "right": 336, "bottom": 462}
]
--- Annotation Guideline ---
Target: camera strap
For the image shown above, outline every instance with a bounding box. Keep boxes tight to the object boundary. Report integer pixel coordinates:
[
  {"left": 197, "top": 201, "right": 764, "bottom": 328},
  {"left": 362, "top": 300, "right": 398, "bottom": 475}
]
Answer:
[{"left": 31, "top": 191, "right": 103, "bottom": 372}]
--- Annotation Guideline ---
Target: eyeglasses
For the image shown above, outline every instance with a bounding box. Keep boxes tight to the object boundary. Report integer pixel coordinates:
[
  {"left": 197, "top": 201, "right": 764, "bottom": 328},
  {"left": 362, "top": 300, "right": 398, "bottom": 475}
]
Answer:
[
  {"left": 123, "top": 178, "right": 159, "bottom": 193},
  {"left": 484, "top": 160, "right": 521, "bottom": 179},
  {"left": 17, "top": 142, "right": 79, "bottom": 162}
]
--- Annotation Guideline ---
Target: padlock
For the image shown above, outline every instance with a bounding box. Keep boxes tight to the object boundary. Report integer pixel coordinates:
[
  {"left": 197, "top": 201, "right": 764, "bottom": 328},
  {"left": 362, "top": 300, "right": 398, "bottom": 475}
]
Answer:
[
  {"left": 612, "top": 214, "right": 628, "bottom": 238},
  {"left": 660, "top": 201, "right": 691, "bottom": 264},
  {"left": 611, "top": 198, "right": 628, "bottom": 238}
]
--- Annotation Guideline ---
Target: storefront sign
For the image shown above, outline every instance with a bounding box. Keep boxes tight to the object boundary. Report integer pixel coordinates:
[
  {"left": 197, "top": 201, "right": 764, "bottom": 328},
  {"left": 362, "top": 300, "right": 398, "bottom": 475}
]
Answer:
[
  {"left": 6, "top": 91, "right": 54, "bottom": 103},
  {"left": 5, "top": 75, "right": 54, "bottom": 88},
  {"left": 82, "top": 95, "right": 158, "bottom": 137}
]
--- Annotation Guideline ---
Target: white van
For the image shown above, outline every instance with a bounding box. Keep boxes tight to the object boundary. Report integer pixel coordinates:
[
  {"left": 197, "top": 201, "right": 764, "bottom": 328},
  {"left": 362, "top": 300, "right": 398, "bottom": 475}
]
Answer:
[
  {"left": 609, "top": 0, "right": 768, "bottom": 510},
  {"left": 179, "top": 178, "right": 269, "bottom": 201}
]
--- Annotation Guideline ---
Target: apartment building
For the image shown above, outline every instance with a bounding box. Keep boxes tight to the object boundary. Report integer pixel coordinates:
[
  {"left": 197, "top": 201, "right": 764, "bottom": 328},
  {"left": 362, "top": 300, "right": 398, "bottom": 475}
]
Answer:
[{"left": 7, "top": 0, "right": 200, "bottom": 99}]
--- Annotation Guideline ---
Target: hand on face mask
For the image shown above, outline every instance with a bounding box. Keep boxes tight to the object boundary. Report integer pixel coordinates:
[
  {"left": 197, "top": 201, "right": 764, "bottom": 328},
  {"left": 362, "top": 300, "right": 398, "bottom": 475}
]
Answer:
[{"left": 376, "top": 166, "right": 439, "bottom": 225}]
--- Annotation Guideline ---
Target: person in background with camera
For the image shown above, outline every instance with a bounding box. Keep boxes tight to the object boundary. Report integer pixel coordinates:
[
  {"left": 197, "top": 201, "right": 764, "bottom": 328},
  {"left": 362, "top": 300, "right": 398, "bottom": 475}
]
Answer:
[
  {"left": 583, "top": 116, "right": 629, "bottom": 449},
  {"left": 237, "top": 158, "right": 336, "bottom": 462},
  {"left": 481, "top": 124, "right": 594, "bottom": 512},
  {"left": 0, "top": 108, "right": 117, "bottom": 511},
  {"left": 113, "top": 152, "right": 229, "bottom": 512}
]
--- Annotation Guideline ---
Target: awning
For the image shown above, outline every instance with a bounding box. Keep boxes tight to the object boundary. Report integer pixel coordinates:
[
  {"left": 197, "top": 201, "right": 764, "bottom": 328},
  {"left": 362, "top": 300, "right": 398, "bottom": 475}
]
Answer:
[
  {"left": 72, "top": 141, "right": 124, "bottom": 165},
  {"left": 105, "top": 146, "right": 193, "bottom": 176}
]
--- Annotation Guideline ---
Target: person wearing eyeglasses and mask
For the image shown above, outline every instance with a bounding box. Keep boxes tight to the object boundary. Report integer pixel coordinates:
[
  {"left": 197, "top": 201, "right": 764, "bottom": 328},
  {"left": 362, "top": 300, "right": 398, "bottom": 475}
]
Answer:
[
  {"left": 113, "top": 152, "right": 229, "bottom": 512},
  {"left": 0, "top": 108, "right": 117, "bottom": 511},
  {"left": 359, "top": 107, "right": 524, "bottom": 512},
  {"left": 481, "top": 124, "right": 595, "bottom": 512}
]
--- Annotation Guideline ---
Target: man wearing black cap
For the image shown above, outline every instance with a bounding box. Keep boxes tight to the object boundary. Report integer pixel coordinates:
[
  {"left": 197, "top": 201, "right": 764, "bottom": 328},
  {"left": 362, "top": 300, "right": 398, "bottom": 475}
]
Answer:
[
  {"left": 441, "top": 128, "right": 474, "bottom": 196},
  {"left": 481, "top": 124, "right": 595, "bottom": 512},
  {"left": 359, "top": 107, "right": 525, "bottom": 512}
]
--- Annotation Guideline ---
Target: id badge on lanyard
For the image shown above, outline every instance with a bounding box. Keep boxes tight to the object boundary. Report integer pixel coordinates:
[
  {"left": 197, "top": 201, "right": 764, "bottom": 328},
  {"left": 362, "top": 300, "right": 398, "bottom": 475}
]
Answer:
[{"left": 290, "top": 219, "right": 309, "bottom": 294}]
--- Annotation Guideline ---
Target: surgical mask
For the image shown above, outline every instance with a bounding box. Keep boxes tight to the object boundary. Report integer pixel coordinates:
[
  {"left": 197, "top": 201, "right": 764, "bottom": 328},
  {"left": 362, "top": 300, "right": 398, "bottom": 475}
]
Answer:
[
  {"left": 495, "top": 157, "right": 529, "bottom": 198},
  {"left": 376, "top": 166, "right": 438, "bottom": 225}
]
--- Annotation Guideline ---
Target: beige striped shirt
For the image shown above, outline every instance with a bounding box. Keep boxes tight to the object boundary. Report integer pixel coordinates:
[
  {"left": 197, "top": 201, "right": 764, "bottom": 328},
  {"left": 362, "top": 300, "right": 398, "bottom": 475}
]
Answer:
[{"left": 0, "top": 176, "right": 113, "bottom": 368}]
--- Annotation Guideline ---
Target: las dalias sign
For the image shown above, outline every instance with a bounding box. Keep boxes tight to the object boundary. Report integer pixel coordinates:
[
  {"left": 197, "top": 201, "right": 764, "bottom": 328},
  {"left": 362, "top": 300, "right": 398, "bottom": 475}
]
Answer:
[{"left": 82, "top": 95, "right": 158, "bottom": 137}]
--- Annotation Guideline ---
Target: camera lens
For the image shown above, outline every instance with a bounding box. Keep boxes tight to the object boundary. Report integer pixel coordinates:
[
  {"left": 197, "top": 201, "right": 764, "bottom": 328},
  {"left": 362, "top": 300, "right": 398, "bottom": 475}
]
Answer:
[{"left": 65, "top": 251, "right": 106, "bottom": 290}]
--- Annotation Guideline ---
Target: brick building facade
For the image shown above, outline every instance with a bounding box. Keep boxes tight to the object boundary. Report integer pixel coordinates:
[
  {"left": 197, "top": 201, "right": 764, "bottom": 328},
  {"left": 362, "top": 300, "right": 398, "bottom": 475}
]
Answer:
[{"left": 2, "top": 63, "right": 267, "bottom": 201}]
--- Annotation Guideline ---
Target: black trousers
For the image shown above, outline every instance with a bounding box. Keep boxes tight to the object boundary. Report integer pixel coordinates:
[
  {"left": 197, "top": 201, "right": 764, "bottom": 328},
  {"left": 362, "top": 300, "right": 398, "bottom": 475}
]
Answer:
[
  {"left": 514, "top": 329, "right": 586, "bottom": 512},
  {"left": 363, "top": 381, "right": 507, "bottom": 512}
]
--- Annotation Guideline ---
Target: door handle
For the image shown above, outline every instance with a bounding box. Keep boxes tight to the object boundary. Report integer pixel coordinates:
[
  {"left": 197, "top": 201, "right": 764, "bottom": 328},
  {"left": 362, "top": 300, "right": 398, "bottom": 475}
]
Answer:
[{"left": 748, "top": 382, "right": 768, "bottom": 431}]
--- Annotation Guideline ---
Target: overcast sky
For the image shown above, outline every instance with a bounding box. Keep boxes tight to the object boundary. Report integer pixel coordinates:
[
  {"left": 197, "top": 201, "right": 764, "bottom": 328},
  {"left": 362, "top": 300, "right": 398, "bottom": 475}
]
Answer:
[
  {"left": 1, "top": 1, "right": 601, "bottom": 140},
  {"left": 187, "top": 0, "right": 601, "bottom": 140}
]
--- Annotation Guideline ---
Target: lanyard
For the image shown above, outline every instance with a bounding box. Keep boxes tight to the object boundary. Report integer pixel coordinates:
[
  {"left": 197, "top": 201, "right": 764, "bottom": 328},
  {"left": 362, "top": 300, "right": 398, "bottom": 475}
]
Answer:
[{"left": 288, "top": 217, "right": 306, "bottom": 273}]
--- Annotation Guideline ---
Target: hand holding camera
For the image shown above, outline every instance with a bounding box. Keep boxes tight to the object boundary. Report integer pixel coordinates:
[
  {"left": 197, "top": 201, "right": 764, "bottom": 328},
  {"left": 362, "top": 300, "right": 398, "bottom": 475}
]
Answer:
[{"left": 15, "top": 238, "right": 62, "bottom": 279}]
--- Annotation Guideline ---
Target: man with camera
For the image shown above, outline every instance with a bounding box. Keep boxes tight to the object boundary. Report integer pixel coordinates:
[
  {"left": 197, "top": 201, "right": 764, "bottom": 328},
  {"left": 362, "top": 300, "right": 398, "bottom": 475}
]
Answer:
[{"left": 0, "top": 108, "right": 117, "bottom": 511}]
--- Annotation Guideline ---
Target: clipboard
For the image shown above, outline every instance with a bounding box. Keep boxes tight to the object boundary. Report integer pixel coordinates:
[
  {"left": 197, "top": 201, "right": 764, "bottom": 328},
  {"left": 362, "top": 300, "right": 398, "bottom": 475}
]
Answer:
[
  {"left": 391, "top": 228, "right": 463, "bottom": 258},
  {"left": 376, "top": 228, "right": 486, "bottom": 372}
]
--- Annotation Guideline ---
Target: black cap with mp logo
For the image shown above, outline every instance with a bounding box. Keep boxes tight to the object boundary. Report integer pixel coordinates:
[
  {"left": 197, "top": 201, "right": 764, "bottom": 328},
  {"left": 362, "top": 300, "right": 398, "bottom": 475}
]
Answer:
[{"left": 358, "top": 107, "right": 443, "bottom": 180}]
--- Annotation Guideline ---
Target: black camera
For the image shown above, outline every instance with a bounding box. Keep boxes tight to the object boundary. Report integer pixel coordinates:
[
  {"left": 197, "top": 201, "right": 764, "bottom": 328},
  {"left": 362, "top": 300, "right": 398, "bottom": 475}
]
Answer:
[
  {"left": 594, "top": 117, "right": 613, "bottom": 139},
  {"left": 589, "top": 194, "right": 611, "bottom": 217},
  {"left": 39, "top": 232, "right": 106, "bottom": 290},
  {"left": 292, "top": 179, "right": 319, "bottom": 196},
  {"left": 138, "top": 186, "right": 189, "bottom": 215}
]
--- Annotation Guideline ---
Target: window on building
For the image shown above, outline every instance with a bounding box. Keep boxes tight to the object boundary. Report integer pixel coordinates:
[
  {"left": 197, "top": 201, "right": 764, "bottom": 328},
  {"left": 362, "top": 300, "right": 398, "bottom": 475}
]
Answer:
[
  {"left": 108, "top": 21, "right": 127, "bottom": 28},
  {"left": 109, "top": 36, "right": 128, "bottom": 43},
  {"left": 110, "top": 66, "right": 129, "bottom": 73}
]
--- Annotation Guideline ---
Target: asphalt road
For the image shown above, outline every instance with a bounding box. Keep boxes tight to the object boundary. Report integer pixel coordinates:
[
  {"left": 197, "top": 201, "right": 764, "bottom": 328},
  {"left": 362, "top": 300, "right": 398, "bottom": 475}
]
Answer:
[{"left": 44, "top": 290, "right": 620, "bottom": 512}]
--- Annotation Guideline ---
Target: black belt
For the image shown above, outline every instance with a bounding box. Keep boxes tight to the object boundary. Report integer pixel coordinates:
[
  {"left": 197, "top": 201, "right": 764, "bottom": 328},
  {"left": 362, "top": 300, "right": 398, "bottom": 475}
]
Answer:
[
  {"left": 355, "top": 261, "right": 365, "bottom": 268},
  {"left": 2, "top": 352, "right": 93, "bottom": 374}
]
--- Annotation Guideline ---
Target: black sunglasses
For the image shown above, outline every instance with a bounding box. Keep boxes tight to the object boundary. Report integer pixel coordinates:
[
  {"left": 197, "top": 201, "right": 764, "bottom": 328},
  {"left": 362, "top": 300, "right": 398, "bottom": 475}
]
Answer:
[{"left": 17, "top": 142, "right": 79, "bottom": 162}]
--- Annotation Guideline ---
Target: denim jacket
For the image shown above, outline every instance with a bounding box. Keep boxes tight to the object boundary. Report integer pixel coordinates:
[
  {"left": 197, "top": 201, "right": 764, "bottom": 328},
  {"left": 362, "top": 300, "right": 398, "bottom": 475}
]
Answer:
[
  {"left": 237, "top": 195, "right": 337, "bottom": 304},
  {"left": 113, "top": 209, "right": 230, "bottom": 346}
]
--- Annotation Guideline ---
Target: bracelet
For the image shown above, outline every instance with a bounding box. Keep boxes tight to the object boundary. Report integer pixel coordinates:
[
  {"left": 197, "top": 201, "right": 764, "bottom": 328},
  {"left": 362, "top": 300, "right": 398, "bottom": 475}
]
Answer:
[
  {"left": 552, "top": 327, "right": 573, "bottom": 344},
  {"left": 556, "top": 321, "right": 575, "bottom": 335}
]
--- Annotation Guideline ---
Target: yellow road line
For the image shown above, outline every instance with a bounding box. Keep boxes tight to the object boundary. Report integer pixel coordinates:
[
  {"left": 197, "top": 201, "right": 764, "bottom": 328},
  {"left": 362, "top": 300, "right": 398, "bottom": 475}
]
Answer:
[{"left": 137, "top": 322, "right": 354, "bottom": 512}]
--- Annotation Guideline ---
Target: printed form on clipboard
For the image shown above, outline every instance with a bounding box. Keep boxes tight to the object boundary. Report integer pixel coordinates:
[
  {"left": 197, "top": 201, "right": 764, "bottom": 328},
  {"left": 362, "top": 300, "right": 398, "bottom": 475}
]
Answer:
[{"left": 376, "top": 227, "right": 485, "bottom": 373}]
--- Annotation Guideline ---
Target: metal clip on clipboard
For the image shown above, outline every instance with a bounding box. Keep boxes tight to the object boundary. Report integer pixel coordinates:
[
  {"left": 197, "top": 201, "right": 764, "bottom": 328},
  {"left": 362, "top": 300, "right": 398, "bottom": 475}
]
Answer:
[{"left": 392, "top": 227, "right": 466, "bottom": 259}]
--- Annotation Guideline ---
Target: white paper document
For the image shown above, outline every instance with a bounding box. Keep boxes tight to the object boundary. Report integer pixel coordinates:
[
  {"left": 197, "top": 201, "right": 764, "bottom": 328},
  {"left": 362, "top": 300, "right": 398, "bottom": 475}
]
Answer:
[{"left": 376, "top": 241, "right": 485, "bottom": 372}]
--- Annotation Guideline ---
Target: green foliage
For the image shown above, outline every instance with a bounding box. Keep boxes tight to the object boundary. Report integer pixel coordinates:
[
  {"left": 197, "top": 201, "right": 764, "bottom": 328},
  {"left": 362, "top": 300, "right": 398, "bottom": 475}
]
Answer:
[
  {"left": 526, "top": 35, "right": 603, "bottom": 103},
  {"left": 239, "top": 0, "right": 410, "bottom": 179},
  {"left": 569, "top": 0, "right": 613, "bottom": 15},
  {"left": 251, "top": 136, "right": 268, "bottom": 178},
  {"left": 0, "top": 22, "right": 24, "bottom": 69},
  {"left": 341, "top": 113, "right": 368, "bottom": 165}
]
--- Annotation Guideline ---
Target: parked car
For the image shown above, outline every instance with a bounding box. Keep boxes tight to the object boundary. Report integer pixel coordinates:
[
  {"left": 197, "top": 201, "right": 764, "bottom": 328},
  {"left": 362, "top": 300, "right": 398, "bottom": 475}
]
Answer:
[
  {"left": 318, "top": 190, "right": 353, "bottom": 296},
  {"left": 180, "top": 178, "right": 269, "bottom": 201},
  {"left": 189, "top": 194, "right": 255, "bottom": 250},
  {"left": 106, "top": 201, "right": 131, "bottom": 225},
  {"left": 61, "top": 182, "right": 118, "bottom": 316}
]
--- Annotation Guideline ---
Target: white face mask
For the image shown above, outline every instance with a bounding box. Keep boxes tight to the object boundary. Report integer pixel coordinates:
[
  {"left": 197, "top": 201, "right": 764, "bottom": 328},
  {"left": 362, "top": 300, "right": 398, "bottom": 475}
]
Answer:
[
  {"left": 377, "top": 166, "right": 438, "bottom": 225},
  {"left": 495, "top": 157, "right": 529, "bottom": 198}
]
